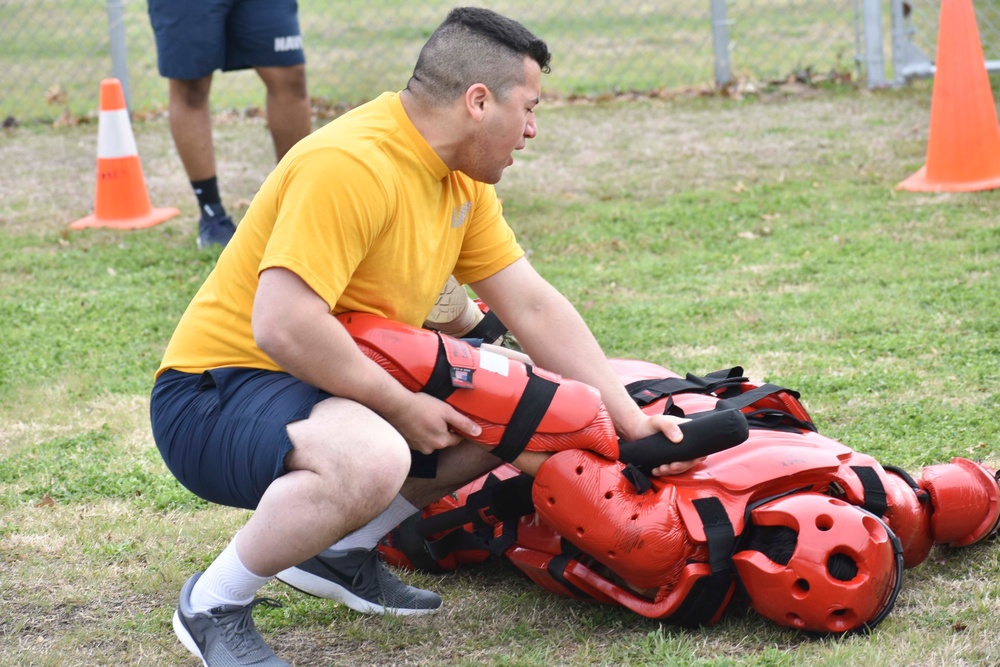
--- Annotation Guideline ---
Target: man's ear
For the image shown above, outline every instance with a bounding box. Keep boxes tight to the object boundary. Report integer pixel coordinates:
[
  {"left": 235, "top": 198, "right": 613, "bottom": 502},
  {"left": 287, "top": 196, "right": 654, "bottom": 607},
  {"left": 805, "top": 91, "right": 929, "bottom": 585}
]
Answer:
[{"left": 465, "top": 83, "right": 490, "bottom": 122}]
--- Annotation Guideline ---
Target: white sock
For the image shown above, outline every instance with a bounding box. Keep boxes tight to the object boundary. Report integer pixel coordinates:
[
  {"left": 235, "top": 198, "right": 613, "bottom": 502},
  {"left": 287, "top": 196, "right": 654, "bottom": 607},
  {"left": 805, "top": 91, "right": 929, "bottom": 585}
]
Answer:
[
  {"left": 322, "top": 494, "right": 419, "bottom": 554},
  {"left": 189, "top": 535, "right": 271, "bottom": 614}
]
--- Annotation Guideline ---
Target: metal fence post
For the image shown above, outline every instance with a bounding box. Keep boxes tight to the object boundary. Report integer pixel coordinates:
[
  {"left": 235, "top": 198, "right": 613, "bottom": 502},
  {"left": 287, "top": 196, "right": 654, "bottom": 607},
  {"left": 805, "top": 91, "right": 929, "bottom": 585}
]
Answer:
[
  {"left": 861, "top": 0, "right": 886, "bottom": 88},
  {"left": 710, "top": 0, "right": 732, "bottom": 88},
  {"left": 889, "top": 0, "right": 908, "bottom": 85},
  {"left": 106, "top": 0, "right": 131, "bottom": 109}
]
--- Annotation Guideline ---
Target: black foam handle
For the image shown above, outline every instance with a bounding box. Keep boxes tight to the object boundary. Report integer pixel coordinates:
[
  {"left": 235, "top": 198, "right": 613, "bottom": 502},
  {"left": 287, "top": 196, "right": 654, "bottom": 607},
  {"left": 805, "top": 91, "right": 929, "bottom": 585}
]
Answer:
[{"left": 618, "top": 408, "right": 750, "bottom": 473}]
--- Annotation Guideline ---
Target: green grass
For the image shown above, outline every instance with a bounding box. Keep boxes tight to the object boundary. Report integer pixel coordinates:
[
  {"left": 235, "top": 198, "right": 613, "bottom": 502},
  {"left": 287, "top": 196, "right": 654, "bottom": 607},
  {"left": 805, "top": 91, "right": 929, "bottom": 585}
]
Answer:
[
  {"left": 1, "top": 80, "right": 1000, "bottom": 665},
  {"left": 0, "top": 425, "right": 206, "bottom": 511},
  {"left": 0, "top": 228, "right": 212, "bottom": 402}
]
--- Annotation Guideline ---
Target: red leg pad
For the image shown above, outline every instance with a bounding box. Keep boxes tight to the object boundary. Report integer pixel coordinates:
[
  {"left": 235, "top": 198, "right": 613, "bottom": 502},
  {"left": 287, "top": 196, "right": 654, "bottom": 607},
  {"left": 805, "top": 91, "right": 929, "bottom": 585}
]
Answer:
[{"left": 532, "top": 449, "right": 701, "bottom": 590}]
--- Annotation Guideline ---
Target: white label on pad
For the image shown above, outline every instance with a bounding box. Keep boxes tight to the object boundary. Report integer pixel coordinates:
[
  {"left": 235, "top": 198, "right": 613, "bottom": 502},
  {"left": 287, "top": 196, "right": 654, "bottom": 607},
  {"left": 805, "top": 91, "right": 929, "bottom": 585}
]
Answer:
[{"left": 478, "top": 349, "right": 510, "bottom": 377}]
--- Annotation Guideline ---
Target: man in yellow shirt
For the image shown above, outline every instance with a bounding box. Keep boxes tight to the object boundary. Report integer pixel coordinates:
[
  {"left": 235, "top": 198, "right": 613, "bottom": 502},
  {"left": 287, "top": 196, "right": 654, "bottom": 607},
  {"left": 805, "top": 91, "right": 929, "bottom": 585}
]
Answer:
[{"left": 151, "top": 8, "right": 697, "bottom": 665}]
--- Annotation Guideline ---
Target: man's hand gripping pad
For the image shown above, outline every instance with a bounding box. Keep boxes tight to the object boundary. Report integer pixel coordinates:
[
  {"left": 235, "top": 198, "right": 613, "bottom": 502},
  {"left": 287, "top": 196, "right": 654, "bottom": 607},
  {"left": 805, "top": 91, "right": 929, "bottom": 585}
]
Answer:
[{"left": 338, "top": 312, "right": 618, "bottom": 462}]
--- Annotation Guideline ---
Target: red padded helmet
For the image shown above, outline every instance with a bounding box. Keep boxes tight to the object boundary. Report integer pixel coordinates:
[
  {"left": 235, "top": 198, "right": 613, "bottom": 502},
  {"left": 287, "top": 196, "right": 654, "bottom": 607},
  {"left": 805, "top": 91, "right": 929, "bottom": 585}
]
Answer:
[{"left": 732, "top": 493, "right": 903, "bottom": 634}]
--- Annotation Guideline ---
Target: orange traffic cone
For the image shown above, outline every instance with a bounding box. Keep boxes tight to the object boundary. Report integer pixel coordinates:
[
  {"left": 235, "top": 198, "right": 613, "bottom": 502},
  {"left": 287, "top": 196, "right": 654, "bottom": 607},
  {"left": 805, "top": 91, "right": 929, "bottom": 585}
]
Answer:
[
  {"left": 71, "top": 78, "right": 179, "bottom": 229},
  {"left": 897, "top": 0, "right": 1000, "bottom": 192}
]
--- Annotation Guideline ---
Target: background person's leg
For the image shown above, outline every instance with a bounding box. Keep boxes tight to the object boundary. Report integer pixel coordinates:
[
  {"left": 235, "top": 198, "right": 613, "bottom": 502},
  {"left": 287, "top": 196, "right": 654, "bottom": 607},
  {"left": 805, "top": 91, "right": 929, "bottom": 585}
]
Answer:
[{"left": 256, "top": 64, "right": 312, "bottom": 161}]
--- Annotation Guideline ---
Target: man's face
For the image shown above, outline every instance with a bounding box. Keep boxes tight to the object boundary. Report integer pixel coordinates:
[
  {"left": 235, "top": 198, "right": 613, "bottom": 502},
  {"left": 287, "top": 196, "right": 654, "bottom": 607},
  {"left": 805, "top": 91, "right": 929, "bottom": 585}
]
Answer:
[{"left": 464, "top": 57, "right": 541, "bottom": 184}]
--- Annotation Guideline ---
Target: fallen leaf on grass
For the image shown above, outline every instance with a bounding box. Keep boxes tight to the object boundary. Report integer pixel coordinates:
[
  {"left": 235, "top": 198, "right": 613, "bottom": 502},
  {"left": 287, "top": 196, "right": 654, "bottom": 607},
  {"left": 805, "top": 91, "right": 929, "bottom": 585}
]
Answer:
[{"left": 45, "top": 85, "right": 68, "bottom": 106}]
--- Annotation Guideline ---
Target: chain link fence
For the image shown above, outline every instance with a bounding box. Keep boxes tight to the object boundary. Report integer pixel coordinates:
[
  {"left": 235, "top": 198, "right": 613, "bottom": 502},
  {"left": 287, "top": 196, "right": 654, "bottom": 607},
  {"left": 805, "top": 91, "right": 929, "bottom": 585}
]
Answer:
[
  {"left": 1, "top": 1, "right": 997, "bottom": 127},
  {"left": 888, "top": 0, "right": 1000, "bottom": 82}
]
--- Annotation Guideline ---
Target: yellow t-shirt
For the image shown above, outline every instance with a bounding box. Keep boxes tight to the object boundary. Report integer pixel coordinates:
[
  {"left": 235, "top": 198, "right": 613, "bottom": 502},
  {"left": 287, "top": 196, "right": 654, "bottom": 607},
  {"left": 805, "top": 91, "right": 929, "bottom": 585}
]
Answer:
[{"left": 157, "top": 92, "right": 524, "bottom": 377}]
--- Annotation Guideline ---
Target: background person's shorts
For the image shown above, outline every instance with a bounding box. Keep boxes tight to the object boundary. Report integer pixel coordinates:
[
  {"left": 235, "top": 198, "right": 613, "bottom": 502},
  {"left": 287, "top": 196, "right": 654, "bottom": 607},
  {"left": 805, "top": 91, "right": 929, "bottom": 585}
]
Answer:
[
  {"left": 151, "top": 367, "right": 330, "bottom": 510},
  {"left": 148, "top": 0, "right": 305, "bottom": 79}
]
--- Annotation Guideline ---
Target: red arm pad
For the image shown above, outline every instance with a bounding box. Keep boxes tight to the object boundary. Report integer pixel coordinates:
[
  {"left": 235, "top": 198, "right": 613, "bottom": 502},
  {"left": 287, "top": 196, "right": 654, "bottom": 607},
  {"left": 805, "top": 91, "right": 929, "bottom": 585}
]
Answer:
[{"left": 338, "top": 312, "right": 618, "bottom": 461}]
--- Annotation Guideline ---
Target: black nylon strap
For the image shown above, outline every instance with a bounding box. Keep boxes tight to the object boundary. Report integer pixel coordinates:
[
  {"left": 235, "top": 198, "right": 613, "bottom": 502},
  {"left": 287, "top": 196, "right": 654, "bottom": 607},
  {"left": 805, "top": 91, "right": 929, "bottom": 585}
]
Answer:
[
  {"left": 694, "top": 497, "right": 736, "bottom": 573},
  {"left": 419, "top": 335, "right": 457, "bottom": 401},
  {"left": 492, "top": 366, "right": 560, "bottom": 463},
  {"left": 465, "top": 309, "right": 509, "bottom": 345},
  {"left": 743, "top": 408, "right": 818, "bottom": 433},
  {"left": 547, "top": 539, "right": 593, "bottom": 600},
  {"left": 882, "top": 465, "right": 931, "bottom": 503},
  {"left": 414, "top": 473, "right": 535, "bottom": 538},
  {"left": 851, "top": 465, "right": 889, "bottom": 517},
  {"left": 710, "top": 383, "right": 801, "bottom": 410},
  {"left": 387, "top": 514, "right": 448, "bottom": 574},
  {"left": 626, "top": 371, "right": 817, "bottom": 433},
  {"left": 620, "top": 464, "right": 653, "bottom": 494},
  {"left": 668, "top": 497, "right": 736, "bottom": 627},
  {"left": 424, "top": 526, "right": 492, "bottom": 562},
  {"left": 407, "top": 451, "right": 440, "bottom": 479},
  {"left": 625, "top": 368, "right": 747, "bottom": 407},
  {"left": 490, "top": 514, "right": 521, "bottom": 558},
  {"left": 702, "top": 383, "right": 816, "bottom": 433}
]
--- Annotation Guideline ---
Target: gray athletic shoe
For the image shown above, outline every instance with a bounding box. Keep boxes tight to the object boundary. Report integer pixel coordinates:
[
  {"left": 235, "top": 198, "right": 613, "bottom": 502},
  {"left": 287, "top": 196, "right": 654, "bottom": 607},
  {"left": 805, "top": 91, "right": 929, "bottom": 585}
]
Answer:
[
  {"left": 172, "top": 572, "right": 289, "bottom": 667},
  {"left": 275, "top": 547, "right": 443, "bottom": 616}
]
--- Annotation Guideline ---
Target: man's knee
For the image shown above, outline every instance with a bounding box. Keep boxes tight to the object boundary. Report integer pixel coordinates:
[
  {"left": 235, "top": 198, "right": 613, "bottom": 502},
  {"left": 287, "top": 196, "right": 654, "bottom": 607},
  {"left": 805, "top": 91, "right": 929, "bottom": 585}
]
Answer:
[
  {"left": 287, "top": 397, "right": 412, "bottom": 501},
  {"left": 258, "top": 64, "right": 308, "bottom": 100},
  {"left": 170, "top": 76, "right": 213, "bottom": 109}
]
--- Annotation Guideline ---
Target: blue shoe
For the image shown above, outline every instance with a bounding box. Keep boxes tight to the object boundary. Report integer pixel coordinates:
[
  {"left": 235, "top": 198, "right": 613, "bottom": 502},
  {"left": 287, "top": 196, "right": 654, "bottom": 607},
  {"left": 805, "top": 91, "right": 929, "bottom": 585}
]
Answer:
[{"left": 197, "top": 206, "right": 236, "bottom": 249}]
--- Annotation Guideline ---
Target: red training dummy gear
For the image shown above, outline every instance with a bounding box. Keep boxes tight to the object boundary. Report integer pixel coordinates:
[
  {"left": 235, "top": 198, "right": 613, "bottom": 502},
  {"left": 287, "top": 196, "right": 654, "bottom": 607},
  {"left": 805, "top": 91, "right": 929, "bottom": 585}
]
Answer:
[
  {"left": 338, "top": 312, "right": 618, "bottom": 462},
  {"left": 383, "top": 358, "right": 1000, "bottom": 634}
]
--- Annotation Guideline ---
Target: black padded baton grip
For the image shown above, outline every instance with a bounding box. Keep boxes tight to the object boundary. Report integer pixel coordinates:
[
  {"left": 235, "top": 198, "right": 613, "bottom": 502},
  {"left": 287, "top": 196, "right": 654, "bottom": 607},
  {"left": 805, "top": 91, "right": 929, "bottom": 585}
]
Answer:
[{"left": 618, "top": 408, "right": 750, "bottom": 474}]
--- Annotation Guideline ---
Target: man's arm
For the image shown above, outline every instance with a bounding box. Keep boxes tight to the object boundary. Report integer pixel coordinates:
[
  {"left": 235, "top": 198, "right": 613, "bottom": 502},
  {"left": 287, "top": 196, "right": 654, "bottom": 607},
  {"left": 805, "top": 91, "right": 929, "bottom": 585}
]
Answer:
[
  {"left": 470, "top": 258, "right": 700, "bottom": 475},
  {"left": 252, "top": 267, "right": 481, "bottom": 454}
]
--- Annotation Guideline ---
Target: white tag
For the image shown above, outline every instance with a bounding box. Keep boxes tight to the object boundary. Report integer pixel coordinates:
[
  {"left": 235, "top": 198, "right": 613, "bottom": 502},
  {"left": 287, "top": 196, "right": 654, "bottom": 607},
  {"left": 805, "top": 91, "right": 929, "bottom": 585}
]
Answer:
[{"left": 478, "top": 349, "right": 510, "bottom": 377}]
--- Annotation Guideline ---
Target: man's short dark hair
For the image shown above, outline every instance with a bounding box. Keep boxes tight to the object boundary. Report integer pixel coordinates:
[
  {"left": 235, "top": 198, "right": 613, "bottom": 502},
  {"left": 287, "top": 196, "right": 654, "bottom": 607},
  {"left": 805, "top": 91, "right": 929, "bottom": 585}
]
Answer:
[{"left": 407, "top": 7, "right": 552, "bottom": 104}]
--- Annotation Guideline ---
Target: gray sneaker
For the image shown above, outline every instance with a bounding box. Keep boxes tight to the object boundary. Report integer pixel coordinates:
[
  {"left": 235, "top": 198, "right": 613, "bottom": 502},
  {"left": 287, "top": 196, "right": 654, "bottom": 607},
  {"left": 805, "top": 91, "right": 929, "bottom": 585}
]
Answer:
[
  {"left": 275, "top": 547, "right": 442, "bottom": 616},
  {"left": 173, "top": 572, "right": 289, "bottom": 667}
]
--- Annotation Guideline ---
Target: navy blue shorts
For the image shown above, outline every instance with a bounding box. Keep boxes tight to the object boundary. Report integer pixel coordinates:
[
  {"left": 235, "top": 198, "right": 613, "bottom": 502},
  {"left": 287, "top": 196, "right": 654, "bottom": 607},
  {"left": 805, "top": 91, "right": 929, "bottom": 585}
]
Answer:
[
  {"left": 150, "top": 367, "right": 330, "bottom": 510},
  {"left": 148, "top": 0, "right": 305, "bottom": 79}
]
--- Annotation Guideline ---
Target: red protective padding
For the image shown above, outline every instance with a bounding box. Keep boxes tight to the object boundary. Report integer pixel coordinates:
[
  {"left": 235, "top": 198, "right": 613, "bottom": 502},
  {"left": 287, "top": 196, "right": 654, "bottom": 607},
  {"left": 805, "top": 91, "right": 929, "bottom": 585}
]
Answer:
[
  {"left": 503, "top": 541, "right": 725, "bottom": 622},
  {"left": 338, "top": 312, "right": 618, "bottom": 459},
  {"left": 609, "top": 358, "right": 684, "bottom": 386},
  {"left": 527, "top": 448, "right": 731, "bottom": 622},
  {"left": 532, "top": 449, "right": 705, "bottom": 591},
  {"left": 881, "top": 471, "right": 933, "bottom": 568},
  {"left": 919, "top": 458, "right": 1000, "bottom": 546}
]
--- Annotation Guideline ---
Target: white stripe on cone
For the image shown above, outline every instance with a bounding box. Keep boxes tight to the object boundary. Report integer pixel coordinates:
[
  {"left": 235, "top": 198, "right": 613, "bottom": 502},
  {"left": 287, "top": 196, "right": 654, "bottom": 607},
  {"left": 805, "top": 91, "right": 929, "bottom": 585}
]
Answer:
[{"left": 97, "top": 108, "right": 139, "bottom": 159}]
